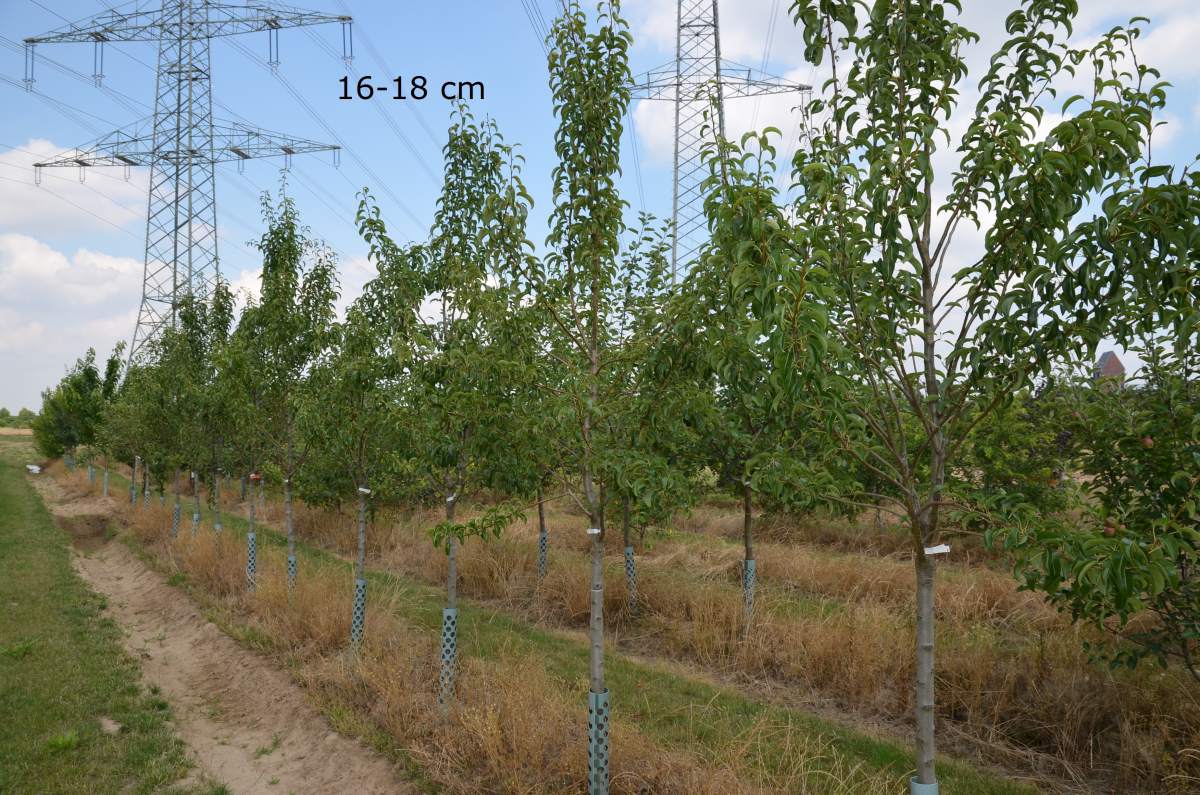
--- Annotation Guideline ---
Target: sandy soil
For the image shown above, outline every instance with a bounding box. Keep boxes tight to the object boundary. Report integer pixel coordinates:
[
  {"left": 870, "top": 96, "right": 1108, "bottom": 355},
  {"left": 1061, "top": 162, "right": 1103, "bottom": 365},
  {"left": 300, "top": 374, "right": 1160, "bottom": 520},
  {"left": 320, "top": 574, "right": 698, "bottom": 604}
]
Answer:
[
  {"left": 0, "top": 427, "right": 32, "bottom": 435},
  {"left": 33, "top": 476, "right": 410, "bottom": 795}
]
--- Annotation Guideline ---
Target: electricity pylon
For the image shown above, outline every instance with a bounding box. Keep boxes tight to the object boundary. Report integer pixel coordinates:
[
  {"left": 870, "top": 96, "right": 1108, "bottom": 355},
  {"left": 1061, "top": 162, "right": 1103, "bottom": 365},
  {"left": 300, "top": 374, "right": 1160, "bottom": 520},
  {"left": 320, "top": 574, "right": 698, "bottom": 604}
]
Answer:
[
  {"left": 25, "top": 1, "right": 353, "bottom": 360},
  {"left": 631, "top": 0, "right": 809, "bottom": 281}
]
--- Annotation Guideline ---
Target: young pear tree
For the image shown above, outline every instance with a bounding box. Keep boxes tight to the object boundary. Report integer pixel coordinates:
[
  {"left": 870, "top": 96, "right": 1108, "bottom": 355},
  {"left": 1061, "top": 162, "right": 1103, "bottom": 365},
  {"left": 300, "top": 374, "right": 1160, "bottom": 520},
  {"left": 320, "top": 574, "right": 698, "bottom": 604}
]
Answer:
[
  {"left": 677, "top": 130, "right": 848, "bottom": 632},
  {"left": 505, "top": 3, "right": 642, "bottom": 789},
  {"left": 776, "top": 3, "right": 1174, "bottom": 790},
  {"left": 402, "top": 105, "right": 531, "bottom": 709},
  {"left": 253, "top": 189, "right": 339, "bottom": 592},
  {"left": 297, "top": 190, "right": 422, "bottom": 648}
]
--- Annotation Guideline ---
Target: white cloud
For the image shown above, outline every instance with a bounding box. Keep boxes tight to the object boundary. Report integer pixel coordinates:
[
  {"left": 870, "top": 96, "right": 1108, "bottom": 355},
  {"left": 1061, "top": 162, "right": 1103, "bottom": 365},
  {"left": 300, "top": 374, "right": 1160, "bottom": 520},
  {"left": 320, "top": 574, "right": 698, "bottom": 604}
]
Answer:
[
  {"left": 0, "top": 234, "right": 141, "bottom": 410},
  {"left": 0, "top": 233, "right": 142, "bottom": 307}
]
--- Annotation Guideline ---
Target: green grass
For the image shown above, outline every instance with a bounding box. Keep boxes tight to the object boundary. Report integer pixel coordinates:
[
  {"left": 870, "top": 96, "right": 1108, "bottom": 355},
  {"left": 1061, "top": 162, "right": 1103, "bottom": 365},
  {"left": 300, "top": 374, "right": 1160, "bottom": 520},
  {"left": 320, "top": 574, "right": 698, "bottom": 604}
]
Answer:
[
  {"left": 106, "top": 463, "right": 1040, "bottom": 794},
  {"left": 0, "top": 439, "right": 220, "bottom": 795}
]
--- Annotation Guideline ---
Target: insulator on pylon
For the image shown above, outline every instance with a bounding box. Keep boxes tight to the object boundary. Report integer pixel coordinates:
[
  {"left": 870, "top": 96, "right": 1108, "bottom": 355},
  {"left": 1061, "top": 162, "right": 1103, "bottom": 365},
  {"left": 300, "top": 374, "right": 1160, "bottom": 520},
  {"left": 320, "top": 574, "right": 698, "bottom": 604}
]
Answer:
[
  {"left": 33, "top": 165, "right": 42, "bottom": 186},
  {"left": 123, "top": 164, "right": 131, "bottom": 181},
  {"left": 78, "top": 166, "right": 86, "bottom": 183},
  {"left": 268, "top": 28, "right": 280, "bottom": 72},
  {"left": 23, "top": 42, "right": 35, "bottom": 90},
  {"left": 341, "top": 21, "right": 354, "bottom": 66},
  {"left": 93, "top": 41, "right": 105, "bottom": 87},
  {"left": 332, "top": 148, "right": 340, "bottom": 168}
]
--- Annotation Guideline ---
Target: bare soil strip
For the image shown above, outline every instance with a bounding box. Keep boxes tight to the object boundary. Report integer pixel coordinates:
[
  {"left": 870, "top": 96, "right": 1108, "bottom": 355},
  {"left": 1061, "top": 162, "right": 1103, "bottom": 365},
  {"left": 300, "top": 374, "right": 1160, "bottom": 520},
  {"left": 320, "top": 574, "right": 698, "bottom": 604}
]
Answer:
[{"left": 37, "top": 478, "right": 409, "bottom": 795}]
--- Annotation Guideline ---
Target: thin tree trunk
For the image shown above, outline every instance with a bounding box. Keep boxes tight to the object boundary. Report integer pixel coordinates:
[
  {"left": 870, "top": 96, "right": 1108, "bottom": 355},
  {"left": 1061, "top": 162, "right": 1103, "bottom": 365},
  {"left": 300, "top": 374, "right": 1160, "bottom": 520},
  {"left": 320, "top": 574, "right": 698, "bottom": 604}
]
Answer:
[
  {"left": 285, "top": 476, "right": 296, "bottom": 592},
  {"left": 915, "top": 553, "right": 936, "bottom": 785},
  {"left": 742, "top": 480, "right": 756, "bottom": 638},
  {"left": 446, "top": 493, "right": 458, "bottom": 609},
  {"left": 240, "top": 474, "right": 247, "bottom": 502},
  {"left": 622, "top": 497, "right": 636, "bottom": 611},
  {"left": 212, "top": 468, "right": 222, "bottom": 532},
  {"left": 191, "top": 471, "right": 201, "bottom": 535},
  {"left": 246, "top": 475, "right": 258, "bottom": 591},
  {"left": 102, "top": 458, "right": 109, "bottom": 497},
  {"left": 588, "top": 528, "right": 605, "bottom": 693},
  {"left": 536, "top": 484, "right": 548, "bottom": 580},
  {"left": 351, "top": 486, "right": 369, "bottom": 649},
  {"left": 171, "top": 470, "right": 181, "bottom": 537},
  {"left": 130, "top": 456, "right": 138, "bottom": 505},
  {"left": 354, "top": 488, "right": 366, "bottom": 580}
]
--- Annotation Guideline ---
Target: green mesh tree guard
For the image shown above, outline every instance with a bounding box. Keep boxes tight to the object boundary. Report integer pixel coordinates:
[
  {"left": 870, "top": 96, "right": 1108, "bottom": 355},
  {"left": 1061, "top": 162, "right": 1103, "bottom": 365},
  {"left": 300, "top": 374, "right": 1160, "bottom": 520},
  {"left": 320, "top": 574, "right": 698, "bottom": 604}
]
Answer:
[
  {"left": 538, "top": 528, "right": 549, "bottom": 580},
  {"left": 246, "top": 531, "right": 257, "bottom": 591},
  {"left": 87, "top": 463, "right": 95, "bottom": 482},
  {"left": 171, "top": 502, "right": 181, "bottom": 538},
  {"left": 102, "top": 467, "right": 109, "bottom": 497},
  {"left": 438, "top": 607, "right": 458, "bottom": 711},
  {"left": 287, "top": 554, "right": 297, "bottom": 595},
  {"left": 624, "top": 546, "right": 637, "bottom": 610},
  {"left": 350, "top": 577, "right": 366, "bottom": 649},
  {"left": 587, "top": 689, "right": 610, "bottom": 795}
]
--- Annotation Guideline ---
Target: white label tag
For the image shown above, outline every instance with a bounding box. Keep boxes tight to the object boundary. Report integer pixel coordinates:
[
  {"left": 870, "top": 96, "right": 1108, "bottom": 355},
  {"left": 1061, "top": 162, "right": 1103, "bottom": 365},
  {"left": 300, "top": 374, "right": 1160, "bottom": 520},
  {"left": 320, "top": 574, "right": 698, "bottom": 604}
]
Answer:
[
  {"left": 924, "top": 544, "right": 950, "bottom": 556},
  {"left": 357, "top": 486, "right": 371, "bottom": 496},
  {"left": 586, "top": 527, "right": 601, "bottom": 535}
]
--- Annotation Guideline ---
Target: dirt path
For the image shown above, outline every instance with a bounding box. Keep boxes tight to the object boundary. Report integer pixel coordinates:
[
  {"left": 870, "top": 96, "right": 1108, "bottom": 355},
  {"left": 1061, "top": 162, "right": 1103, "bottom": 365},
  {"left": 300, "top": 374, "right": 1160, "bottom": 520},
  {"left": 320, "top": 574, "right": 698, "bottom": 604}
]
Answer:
[{"left": 34, "top": 477, "right": 410, "bottom": 795}]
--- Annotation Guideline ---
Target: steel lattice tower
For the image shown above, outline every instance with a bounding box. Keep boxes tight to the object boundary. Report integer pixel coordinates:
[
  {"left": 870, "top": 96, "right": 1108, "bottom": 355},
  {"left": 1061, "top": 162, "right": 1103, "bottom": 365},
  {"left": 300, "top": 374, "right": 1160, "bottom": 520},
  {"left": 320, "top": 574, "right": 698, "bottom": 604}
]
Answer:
[
  {"left": 632, "top": 0, "right": 809, "bottom": 280},
  {"left": 25, "top": 1, "right": 352, "bottom": 360}
]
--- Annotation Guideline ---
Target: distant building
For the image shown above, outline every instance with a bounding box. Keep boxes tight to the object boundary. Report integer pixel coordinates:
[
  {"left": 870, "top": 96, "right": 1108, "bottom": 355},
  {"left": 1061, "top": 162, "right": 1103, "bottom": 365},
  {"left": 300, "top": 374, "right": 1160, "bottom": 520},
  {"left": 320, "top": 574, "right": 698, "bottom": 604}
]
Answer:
[{"left": 1095, "top": 351, "right": 1125, "bottom": 385}]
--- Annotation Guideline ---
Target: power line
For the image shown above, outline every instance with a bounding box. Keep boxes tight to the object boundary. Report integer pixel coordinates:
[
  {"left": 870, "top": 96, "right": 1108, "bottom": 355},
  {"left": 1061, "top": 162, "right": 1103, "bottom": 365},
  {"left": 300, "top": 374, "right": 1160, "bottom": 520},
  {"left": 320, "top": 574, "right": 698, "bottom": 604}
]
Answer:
[
  {"left": 301, "top": 27, "right": 439, "bottom": 185},
  {"left": 224, "top": 36, "right": 426, "bottom": 232},
  {"left": 334, "top": 0, "right": 441, "bottom": 148},
  {"left": 751, "top": 0, "right": 782, "bottom": 132},
  {"left": 0, "top": 74, "right": 109, "bottom": 135},
  {"left": 626, "top": 106, "right": 645, "bottom": 215},
  {"left": 519, "top": 0, "right": 550, "bottom": 58},
  {"left": 0, "top": 172, "right": 139, "bottom": 239}
]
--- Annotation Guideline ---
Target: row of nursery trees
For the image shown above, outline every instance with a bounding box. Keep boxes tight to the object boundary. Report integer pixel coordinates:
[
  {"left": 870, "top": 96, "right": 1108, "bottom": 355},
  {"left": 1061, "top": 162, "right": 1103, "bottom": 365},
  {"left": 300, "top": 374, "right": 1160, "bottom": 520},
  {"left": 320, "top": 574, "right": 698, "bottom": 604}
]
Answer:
[{"left": 33, "top": 2, "right": 1199, "bottom": 793}]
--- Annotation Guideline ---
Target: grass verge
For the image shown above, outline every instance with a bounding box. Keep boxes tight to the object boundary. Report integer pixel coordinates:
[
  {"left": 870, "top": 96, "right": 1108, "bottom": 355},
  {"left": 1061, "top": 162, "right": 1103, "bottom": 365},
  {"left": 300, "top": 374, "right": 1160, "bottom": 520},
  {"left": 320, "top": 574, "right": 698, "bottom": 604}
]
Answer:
[
  {"left": 101, "top": 463, "right": 1039, "bottom": 794},
  {"left": 0, "top": 439, "right": 220, "bottom": 795}
]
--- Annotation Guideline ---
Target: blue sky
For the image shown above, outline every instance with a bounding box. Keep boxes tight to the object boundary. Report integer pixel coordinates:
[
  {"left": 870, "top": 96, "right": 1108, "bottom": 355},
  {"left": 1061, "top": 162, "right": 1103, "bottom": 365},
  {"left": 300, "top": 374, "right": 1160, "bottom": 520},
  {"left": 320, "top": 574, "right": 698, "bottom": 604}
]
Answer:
[{"left": 1, "top": 0, "right": 1198, "bottom": 411}]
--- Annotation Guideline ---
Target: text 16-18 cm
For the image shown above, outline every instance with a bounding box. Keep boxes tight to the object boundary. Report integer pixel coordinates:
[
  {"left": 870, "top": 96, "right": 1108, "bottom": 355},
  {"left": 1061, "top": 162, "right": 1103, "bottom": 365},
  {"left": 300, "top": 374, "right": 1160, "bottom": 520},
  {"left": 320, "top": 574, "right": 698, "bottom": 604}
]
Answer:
[{"left": 338, "top": 75, "right": 485, "bottom": 101}]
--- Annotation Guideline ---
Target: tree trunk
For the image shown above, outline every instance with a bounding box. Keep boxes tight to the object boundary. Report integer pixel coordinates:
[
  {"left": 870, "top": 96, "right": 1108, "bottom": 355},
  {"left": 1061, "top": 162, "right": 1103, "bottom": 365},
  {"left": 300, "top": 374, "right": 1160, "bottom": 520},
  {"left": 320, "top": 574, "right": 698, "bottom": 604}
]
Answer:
[
  {"left": 171, "top": 470, "right": 181, "bottom": 537},
  {"left": 588, "top": 528, "right": 605, "bottom": 693},
  {"left": 285, "top": 477, "right": 296, "bottom": 593},
  {"left": 102, "top": 458, "right": 109, "bottom": 497},
  {"left": 742, "top": 481, "right": 756, "bottom": 638},
  {"left": 446, "top": 493, "right": 458, "bottom": 609},
  {"left": 915, "top": 553, "right": 936, "bottom": 786},
  {"left": 246, "top": 477, "right": 258, "bottom": 591},
  {"left": 622, "top": 497, "right": 636, "bottom": 611},
  {"left": 258, "top": 478, "right": 266, "bottom": 516},
  {"left": 142, "top": 468, "right": 149, "bottom": 506},
  {"left": 129, "top": 456, "right": 138, "bottom": 505},
  {"left": 191, "top": 471, "right": 201, "bottom": 536},
  {"left": 536, "top": 484, "right": 549, "bottom": 580},
  {"left": 240, "top": 474, "right": 247, "bottom": 502},
  {"left": 356, "top": 488, "right": 367, "bottom": 581},
  {"left": 438, "top": 489, "right": 459, "bottom": 711},
  {"left": 212, "top": 469, "right": 223, "bottom": 532}
]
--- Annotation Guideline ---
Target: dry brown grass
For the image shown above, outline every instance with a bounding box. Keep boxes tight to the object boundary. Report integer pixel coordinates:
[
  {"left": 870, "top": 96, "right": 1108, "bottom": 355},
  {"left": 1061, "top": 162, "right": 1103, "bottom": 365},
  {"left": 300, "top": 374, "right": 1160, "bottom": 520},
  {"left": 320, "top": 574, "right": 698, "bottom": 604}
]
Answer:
[
  {"left": 82, "top": 466, "right": 1199, "bottom": 792},
  {"left": 268, "top": 496, "right": 1200, "bottom": 791},
  {"left": 109, "top": 491, "right": 916, "bottom": 793}
]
